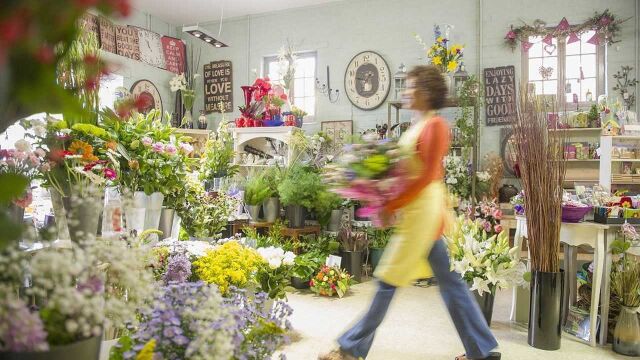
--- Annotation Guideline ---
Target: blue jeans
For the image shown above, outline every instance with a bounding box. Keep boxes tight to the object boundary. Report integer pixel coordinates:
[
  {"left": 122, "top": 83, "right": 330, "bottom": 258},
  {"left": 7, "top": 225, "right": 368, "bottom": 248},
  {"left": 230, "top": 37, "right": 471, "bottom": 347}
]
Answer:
[{"left": 338, "top": 239, "right": 498, "bottom": 359}]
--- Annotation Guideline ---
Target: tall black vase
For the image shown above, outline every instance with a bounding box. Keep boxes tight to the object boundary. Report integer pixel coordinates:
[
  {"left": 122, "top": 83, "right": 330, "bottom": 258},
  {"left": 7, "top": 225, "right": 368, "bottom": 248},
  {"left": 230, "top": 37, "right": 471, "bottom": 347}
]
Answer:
[
  {"left": 341, "top": 250, "right": 363, "bottom": 282},
  {"left": 468, "top": 285, "right": 496, "bottom": 326},
  {"left": 528, "top": 269, "right": 565, "bottom": 350}
]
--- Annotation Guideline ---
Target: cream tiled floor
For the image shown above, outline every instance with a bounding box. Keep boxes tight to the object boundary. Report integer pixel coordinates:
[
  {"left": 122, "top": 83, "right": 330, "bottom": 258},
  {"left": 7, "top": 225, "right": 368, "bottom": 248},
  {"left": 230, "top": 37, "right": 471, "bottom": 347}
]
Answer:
[{"left": 280, "top": 280, "right": 627, "bottom": 360}]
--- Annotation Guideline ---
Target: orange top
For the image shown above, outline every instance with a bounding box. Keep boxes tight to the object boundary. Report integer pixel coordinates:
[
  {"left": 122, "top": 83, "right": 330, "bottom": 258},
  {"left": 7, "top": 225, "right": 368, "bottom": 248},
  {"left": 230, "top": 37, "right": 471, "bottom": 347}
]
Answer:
[{"left": 385, "top": 116, "right": 450, "bottom": 212}]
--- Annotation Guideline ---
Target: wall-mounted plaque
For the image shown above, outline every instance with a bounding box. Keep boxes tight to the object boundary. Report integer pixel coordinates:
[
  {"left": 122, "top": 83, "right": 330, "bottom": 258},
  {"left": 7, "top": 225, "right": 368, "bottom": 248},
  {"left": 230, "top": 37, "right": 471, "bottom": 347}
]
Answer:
[
  {"left": 115, "top": 25, "right": 140, "bottom": 61},
  {"left": 161, "top": 36, "right": 186, "bottom": 74},
  {"left": 79, "top": 13, "right": 100, "bottom": 43},
  {"left": 484, "top": 65, "right": 517, "bottom": 126},
  {"left": 203, "top": 60, "right": 233, "bottom": 113},
  {"left": 99, "top": 17, "right": 117, "bottom": 53}
]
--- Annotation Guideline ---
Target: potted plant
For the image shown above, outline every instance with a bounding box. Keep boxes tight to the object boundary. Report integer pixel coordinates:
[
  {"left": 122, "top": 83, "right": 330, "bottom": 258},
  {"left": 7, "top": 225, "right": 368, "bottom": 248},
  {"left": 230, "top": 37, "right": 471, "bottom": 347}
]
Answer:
[
  {"left": 610, "top": 224, "right": 640, "bottom": 356},
  {"left": 313, "top": 187, "right": 344, "bottom": 230},
  {"left": 291, "top": 252, "right": 324, "bottom": 289},
  {"left": 254, "top": 246, "right": 296, "bottom": 300},
  {"left": 262, "top": 167, "right": 282, "bottom": 223},
  {"left": 310, "top": 266, "right": 352, "bottom": 298},
  {"left": 338, "top": 225, "right": 368, "bottom": 282},
  {"left": 291, "top": 106, "right": 307, "bottom": 127},
  {"left": 367, "top": 227, "right": 392, "bottom": 270},
  {"left": 446, "top": 216, "right": 526, "bottom": 326},
  {"left": 277, "top": 165, "right": 321, "bottom": 228},
  {"left": 511, "top": 91, "right": 566, "bottom": 350},
  {"left": 243, "top": 173, "right": 271, "bottom": 222},
  {"left": 199, "top": 120, "right": 239, "bottom": 191}
]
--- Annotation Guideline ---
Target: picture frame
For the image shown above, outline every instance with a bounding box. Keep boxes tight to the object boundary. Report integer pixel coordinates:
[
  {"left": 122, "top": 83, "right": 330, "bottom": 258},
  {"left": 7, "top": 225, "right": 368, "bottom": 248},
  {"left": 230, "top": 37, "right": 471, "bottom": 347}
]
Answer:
[{"left": 321, "top": 120, "right": 353, "bottom": 150}]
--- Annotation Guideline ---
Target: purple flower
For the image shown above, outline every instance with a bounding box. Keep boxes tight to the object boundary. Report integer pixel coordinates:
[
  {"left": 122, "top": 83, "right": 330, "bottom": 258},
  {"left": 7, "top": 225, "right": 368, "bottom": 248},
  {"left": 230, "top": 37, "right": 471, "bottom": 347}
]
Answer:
[
  {"left": 152, "top": 142, "right": 164, "bottom": 153},
  {"left": 163, "top": 253, "right": 192, "bottom": 284},
  {"left": 0, "top": 297, "right": 49, "bottom": 352},
  {"left": 141, "top": 136, "right": 153, "bottom": 146},
  {"left": 164, "top": 144, "right": 177, "bottom": 155}
]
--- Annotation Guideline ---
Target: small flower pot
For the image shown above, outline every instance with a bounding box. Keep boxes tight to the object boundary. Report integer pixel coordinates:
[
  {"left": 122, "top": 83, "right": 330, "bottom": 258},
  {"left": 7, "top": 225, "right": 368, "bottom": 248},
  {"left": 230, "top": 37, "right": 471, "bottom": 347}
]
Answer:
[{"left": 291, "top": 276, "right": 310, "bottom": 289}]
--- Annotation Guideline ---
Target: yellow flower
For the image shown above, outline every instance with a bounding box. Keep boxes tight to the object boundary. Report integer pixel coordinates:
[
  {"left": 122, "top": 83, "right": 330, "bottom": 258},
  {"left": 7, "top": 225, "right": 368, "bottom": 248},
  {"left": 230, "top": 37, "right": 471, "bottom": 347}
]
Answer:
[
  {"left": 72, "top": 123, "right": 109, "bottom": 139},
  {"left": 432, "top": 56, "right": 443, "bottom": 66},
  {"left": 436, "top": 36, "right": 444, "bottom": 43},
  {"left": 450, "top": 45, "right": 462, "bottom": 55},
  {"left": 447, "top": 60, "right": 458, "bottom": 72},
  {"left": 136, "top": 339, "right": 156, "bottom": 360}
]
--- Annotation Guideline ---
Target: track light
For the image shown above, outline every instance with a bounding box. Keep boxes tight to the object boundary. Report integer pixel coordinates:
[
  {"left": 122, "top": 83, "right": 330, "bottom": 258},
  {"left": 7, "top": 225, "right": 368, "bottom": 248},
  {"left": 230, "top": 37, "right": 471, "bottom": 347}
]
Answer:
[{"left": 182, "top": 25, "right": 229, "bottom": 47}]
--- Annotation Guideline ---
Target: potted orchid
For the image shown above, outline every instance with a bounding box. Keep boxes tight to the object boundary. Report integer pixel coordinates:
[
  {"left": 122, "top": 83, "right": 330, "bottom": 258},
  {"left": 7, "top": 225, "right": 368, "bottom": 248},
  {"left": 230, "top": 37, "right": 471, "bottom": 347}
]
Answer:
[{"left": 445, "top": 216, "right": 527, "bottom": 325}]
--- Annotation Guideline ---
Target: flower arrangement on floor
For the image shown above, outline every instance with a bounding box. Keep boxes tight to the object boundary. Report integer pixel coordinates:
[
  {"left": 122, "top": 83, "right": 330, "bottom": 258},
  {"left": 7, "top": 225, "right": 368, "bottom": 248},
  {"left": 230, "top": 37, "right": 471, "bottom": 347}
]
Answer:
[
  {"left": 445, "top": 216, "right": 526, "bottom": 296},
  {"left": 193, "top": 241, "right": 263, "bottom": 295},
  {"left": 327, "top": 134, "right": 408, "bottom": 227},
  {"left": 255, "top": 246, "right": 296, "bottom": 299},
  {"left": 310, "top": 266, "right": 352, "bottom": 298},
  {"left": 415, "top": 25, "right": 464, "bottom": 73}
]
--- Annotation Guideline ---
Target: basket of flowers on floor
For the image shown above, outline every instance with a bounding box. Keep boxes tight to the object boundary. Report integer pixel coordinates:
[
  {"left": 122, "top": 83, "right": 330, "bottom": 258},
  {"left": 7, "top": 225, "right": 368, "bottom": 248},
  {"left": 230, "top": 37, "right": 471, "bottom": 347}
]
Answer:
[{"left": 310, "top": 266, "right": 352, "bottom": 298}]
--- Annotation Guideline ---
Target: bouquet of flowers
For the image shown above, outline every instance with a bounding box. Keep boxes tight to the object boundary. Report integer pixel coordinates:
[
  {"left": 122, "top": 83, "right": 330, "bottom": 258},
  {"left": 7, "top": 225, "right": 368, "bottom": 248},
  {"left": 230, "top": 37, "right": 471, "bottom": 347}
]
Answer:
[
  {"left": 416, "top": 26, "right": 464, "bottom": 73},
  {"left": 310, "top": 266, "right": 352, "bottom": 298},
  {"left": 444, "top": 155, "right": 472, "bottom": 200},
  {"left": 0, "top": 139, "right": 47, "bottom": 208},
  {"left": 466, "top": 199, "right": 503, "bottom": 237},
  {"left": 327, "top": 134, "right": 409, "bottom": 227},
  {"left": 255, "top": 246, "right": 296, "bottom": 299},
  {"left": 510, "top": 190, "right": 525, "bottom": 215},
  {"left": 445, "top": 216, "right": 526, "bottom": 296}
]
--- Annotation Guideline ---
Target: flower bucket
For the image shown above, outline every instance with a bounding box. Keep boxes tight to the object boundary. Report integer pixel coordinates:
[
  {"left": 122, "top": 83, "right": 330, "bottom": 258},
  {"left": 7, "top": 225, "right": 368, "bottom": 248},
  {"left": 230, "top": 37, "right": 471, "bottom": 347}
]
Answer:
[
  {"left": 158, "top": 207, "right": 176, "bottom": 240},
  {"left": 143, "top": 192, "right": 164, "bottom": 240},
  {"left": 246, "top": 204, "right": 262, "bottom": 222},
  {"left": 613, "top": 305, "right": 640, "bottom": 356},
  {"left": 528, "top": 270, "right": 565, "bottom": 350},
  {"left": 340, "top": 250, "right": 363, "bottom": 282},
  {"left": 124, "top": 207, "right": 145, "bottom": 235},
  {"left": 62, "top": 195, "right": 102, "bottom": 243},
  {"left": 327, "top": 209, "right": 343, "bottom": 232},
  {"left": 291, "top": 276, "right": 310, "bottom": 289},
  {"left": 285, "top": 205, "right": 305, "bottom": 228},
  {"left": 49, "top": 190, "right": 71, "bottom": 241},
  {"left": 0, "top": 335, "right": 102, "bottom": 360},
  {"left": 263, "top": 197, "right": 280, "bottom": 223}
]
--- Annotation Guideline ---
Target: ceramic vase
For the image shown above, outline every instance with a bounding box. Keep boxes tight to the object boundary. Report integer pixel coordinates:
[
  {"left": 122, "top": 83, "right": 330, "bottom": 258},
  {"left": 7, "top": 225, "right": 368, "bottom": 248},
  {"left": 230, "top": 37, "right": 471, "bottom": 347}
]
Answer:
[
  {"left": 341, "top": 250, "right": 363, "bottom": 282},
  {"left": 468, "top": 284, "right": 496, "bottom": 326},
  {"left": 369, "top": 248, "right": 384, "bottom": 270}
]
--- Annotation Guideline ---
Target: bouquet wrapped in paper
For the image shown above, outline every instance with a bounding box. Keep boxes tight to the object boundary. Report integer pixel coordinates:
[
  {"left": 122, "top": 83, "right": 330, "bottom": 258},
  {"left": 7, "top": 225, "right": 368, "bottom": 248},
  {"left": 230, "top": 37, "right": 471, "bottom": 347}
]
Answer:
[{"left": 327, "top": 133, "right": 409, "bottom": 227}]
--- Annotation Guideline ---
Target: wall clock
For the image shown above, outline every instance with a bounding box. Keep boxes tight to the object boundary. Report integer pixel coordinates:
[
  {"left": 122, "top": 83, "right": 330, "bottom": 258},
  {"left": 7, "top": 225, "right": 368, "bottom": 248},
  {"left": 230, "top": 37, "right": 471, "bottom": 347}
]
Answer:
[
  {"left": 130, "top": 80, "right": 163, "bottom": 115},
  {"left": 136, "top": 27, "right": 166, "bottom": 69},
  {"left": 344, "top": 51, "right": 391, "bottom": 110}
]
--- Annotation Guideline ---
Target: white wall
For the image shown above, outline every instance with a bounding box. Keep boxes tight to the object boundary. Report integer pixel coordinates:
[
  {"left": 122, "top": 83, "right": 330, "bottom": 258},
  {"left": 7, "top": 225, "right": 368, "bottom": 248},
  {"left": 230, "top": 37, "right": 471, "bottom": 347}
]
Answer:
[{"left": 181, "top": 0, "right": 638, "bottom": 163}]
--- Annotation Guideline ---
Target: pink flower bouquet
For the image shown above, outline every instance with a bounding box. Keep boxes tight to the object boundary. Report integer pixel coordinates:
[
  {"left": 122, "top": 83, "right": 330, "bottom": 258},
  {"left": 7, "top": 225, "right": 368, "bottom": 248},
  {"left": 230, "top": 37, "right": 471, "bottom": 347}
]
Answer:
[{"left": 327, "top": 133, "right": 409, "bottom": 227}]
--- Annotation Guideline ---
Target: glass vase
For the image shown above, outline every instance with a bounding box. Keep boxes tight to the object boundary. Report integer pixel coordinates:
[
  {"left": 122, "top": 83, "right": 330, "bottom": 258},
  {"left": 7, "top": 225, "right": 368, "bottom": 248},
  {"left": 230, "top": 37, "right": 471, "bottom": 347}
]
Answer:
[
  {"left": 182, "top": 110, "right": 193, "bottom": 129},
  {"left": 613, "top": 305, "right": 640, "bottom": 356}
]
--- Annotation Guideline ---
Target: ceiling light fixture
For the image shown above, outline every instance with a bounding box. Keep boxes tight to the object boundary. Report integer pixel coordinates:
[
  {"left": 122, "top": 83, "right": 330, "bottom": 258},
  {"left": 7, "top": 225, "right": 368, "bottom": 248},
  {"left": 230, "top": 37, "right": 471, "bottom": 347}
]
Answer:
[{"left": 182, "top": 25, "right": 229, "bottom": 47}]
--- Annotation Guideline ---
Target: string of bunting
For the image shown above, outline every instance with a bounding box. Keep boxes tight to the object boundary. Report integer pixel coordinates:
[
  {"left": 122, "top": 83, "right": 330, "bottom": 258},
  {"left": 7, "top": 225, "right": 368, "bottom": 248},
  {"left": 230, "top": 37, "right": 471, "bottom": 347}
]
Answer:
[{"left": 504, "top": 9, "right": 630, "bottom": 52}]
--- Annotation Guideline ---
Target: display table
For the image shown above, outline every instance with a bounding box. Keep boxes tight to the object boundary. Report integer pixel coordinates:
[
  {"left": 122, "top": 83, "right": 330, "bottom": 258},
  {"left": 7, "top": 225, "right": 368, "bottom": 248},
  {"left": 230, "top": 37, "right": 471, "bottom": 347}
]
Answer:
[
  {"left": 510, "top": 216, "right": 640, "bottom": 347},
  {"left": 233, "top": 220, "right": 321, "bottom": 252}
]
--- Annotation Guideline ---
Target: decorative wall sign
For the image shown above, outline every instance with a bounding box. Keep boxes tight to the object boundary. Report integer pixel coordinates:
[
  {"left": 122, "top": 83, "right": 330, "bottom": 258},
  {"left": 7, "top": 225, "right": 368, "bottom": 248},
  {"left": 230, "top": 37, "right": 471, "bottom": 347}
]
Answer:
[
  {"left": 344, "top": 51, "right": 391, "bottom": 110},
  {"left": 99, "top": 17, "right": 117, "bottom": 53},
  {"left": 115, "top": 25, "right": 141, "bottom": 61},
  {"left": 321, "top": 120, "right": 353, "bottom": 151},
  {"left": 203, "top": 60, "right": 233, "bottom": 113},
  {"left": 135, "top": 27, "right": 166, "bottom": 69},
  {"left": 484, "top": 65, "right": 517, "bottom": 126},
  {"left": 130, "top": 80, "right": 163, "bottom": 115},
  {"left": 161, "top": 36, "right": 186, "bottom": 74},
  {"left": 79, "top": 13, "right": 100, "bottom": 43}
]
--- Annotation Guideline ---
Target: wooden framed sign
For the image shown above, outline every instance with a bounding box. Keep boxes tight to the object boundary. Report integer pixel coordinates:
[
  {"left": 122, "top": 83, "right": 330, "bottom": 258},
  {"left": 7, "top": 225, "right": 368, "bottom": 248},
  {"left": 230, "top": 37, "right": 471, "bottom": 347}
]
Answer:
[
  {"left": 79, "top": 13, "right": 100, "bottom": 43},
  {"left": 484, "top": 65, "right": 517, "bottom": 126},
  {"left": 99, "top": 17, "right": 117, "bottom": 53},
  {"left": 161, "top": 36, "right": 186, "bottom": 74},
  {"left": 203, "top": 60, "right": 233, "bottom": 113},
  {"left": 115, "top": 25, "right": 141, "bottom": 61}
]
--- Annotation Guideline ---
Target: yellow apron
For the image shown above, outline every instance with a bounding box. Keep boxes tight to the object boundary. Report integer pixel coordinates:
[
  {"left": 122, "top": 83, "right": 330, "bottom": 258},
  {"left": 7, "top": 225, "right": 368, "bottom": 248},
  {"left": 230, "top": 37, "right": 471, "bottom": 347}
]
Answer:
[{"left": 373, "top": 115, "right": 453, "bottom": 287}]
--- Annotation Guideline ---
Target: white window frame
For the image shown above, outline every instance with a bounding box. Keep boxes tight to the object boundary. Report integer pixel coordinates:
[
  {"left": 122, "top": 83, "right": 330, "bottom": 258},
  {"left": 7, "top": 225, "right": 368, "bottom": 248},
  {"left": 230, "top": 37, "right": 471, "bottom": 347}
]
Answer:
[
  {"left": 263, "top": 51, "right": 317, "bottom": 117},
  {"left": 522, "top": 31, "right": 605, "bottom": 109}
]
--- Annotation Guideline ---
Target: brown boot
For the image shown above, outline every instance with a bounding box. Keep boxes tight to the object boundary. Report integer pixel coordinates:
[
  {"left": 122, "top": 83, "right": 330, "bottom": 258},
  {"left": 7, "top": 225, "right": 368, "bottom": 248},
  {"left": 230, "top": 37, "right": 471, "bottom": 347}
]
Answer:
[{"left": 318, "top": 349, "right": 360, "bottom": 360}]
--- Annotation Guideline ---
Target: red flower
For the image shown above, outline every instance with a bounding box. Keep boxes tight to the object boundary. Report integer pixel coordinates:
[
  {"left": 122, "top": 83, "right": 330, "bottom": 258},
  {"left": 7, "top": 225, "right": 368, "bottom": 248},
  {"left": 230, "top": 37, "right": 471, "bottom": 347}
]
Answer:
[
  {"left": 35, "top": 44, "right": 55, "bottom": 64},
  {"left": 279, "top": 94, "right": 288, "bottom": 101},
  {"left": 84, "top": 76, "right": 99, "bottom": 91},
  {"left": 134, "top": 94, "right": 152, "bottom": 112},
  {"left": 83, "top": 54, "right": 98, "bottom": 65},
  {"left": 49, "top": 149, "right": 73, "bottom": 162},
  {"left": 0, "top": 11, "right": 28, "bottom": 46},
  {"left": 108, "top": 0, "right": 132, "bottom": 17},
  {"left": 83, "top": 162, "right": 98, "bottom": 171}
]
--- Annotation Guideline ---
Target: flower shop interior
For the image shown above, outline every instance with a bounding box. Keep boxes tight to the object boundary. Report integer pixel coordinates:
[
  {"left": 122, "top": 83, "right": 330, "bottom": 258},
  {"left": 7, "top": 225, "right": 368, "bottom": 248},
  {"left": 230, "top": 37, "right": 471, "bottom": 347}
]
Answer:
[{"left": 1, "top": 0, "right": 640, "bottom": 359}]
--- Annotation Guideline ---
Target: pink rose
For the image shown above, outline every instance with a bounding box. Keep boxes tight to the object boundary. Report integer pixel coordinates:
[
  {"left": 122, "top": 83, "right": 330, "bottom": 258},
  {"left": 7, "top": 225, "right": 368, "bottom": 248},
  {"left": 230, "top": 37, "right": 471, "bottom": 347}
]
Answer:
[
  {"left": 141, "top": 136, "right": 153, "bottom": 146},
  {"left": 179, "top": 143, "right": 193, "bottom": 154},
  {"left": 13, "top": 190, "right": 33, "bottom": 209},
  {"left": 39, "top": 162, "right": 51, "bottom": 172},
  {"left": 6, "top": 158, "right": 16, "bottom": 167},
  {"left": 15, "top": 151, "right": 27, "bottom": 161},
  {"left": 152, "top": 142, "right": 164, "bottom": 153},
  {"left": 492, "top": 209, "right": 503, "bottom": 220},
  {"left": 494, "top": 224, "right": 503, "bottom": 234},
  {"left": 164, "top": 144, "right": 177, "bottom": 155},
  {"left": 34, "top": 148, "right": 46, "bottom": 158},
  {"left": 483, "top": 221, "right": 492, "bottom": 233},
  {"left": 29, "top": 155, "right": 40, "bottom": 167}
]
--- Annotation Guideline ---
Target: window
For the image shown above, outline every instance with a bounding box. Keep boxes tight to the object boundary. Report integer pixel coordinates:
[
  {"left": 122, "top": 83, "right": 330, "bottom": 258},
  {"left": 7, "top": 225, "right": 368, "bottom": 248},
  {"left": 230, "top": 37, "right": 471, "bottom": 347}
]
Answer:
[
  {"left": 264, "top": 52, "right": 316, "bottom": 116},
  {"left": 523, "top": 30, "right": 604, "bottom": 106}
]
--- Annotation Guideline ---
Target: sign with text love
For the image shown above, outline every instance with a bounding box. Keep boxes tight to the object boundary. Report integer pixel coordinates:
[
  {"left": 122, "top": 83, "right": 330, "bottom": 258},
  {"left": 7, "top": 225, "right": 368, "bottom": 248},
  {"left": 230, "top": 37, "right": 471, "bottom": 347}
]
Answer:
[
  {"left": 161, "top": 36, "right": 186, "bottom": 74},
  {"left": 484, "top": 65, "right": 517, "bottom": 126},
  {"left": 203, "top": 60, "right": 233, "bottom": 113}
]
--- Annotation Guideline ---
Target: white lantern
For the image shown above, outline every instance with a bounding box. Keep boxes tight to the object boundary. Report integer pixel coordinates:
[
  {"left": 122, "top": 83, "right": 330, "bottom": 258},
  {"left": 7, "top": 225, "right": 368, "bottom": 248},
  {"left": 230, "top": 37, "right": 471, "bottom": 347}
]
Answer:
[{"left": 394, "top": 63, "right": 407, "bottom": 100}]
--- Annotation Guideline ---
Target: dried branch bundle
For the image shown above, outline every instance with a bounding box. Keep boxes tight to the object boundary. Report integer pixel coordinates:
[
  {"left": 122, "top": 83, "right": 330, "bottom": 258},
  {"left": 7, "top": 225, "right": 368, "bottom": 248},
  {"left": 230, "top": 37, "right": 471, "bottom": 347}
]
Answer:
[{"left": 510, "top": 89, "right": 566, "bottom": 272}]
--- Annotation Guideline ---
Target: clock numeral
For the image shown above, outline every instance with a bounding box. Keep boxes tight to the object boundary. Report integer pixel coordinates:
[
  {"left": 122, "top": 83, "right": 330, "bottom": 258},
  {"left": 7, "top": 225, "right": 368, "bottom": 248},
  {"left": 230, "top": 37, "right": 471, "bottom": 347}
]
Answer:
[
  {"left": 374, "top": 57, "right": 378, "bottom": 64},
  {"left": 354, "top": 60, "right": 359, "bottom": 67},
  {"left": 365, "top": 100, "right": 370, "bottom": 107},
  {"left": 363, "top": 55, "right": 370, "bottom": 62},
  {"left": 379, "top": 66, "right": 386, "bottom": 72},
  {"left": 381, "top": 85, "right": 385, "bottom": 91},
  {"left": 349, "top": 70, "right": 354, "bottom": 77}
]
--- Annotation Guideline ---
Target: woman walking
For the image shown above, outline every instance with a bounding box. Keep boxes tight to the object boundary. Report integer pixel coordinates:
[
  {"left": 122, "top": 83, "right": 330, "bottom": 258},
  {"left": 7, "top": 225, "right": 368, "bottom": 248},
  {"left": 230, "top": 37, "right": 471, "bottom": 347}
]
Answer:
[{"left": 319, "top": 65, "right": 501, "bottom": 360}]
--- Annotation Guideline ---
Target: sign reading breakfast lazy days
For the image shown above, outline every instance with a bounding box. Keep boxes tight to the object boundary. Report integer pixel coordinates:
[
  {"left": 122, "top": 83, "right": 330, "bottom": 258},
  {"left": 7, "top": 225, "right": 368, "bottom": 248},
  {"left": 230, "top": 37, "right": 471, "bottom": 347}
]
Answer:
[
  {"left": 203, "top": 60, "right": 233, "bottom": 114},
  {"left": 484, "top": 65, "right": 517, "bottom": 126}
]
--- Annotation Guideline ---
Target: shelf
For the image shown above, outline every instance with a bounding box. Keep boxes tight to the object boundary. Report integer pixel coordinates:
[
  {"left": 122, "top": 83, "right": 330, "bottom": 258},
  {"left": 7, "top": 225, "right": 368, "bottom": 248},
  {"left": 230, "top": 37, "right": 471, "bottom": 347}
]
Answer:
[
  {"left": 549, "top": 127, "right": 602, "bottom": 132},
  {"left": 233, "top": 126, "right": 299, "bottom": 134},
  {"left": 565, "top": 159, "right": 600, "bottom": 162},
  {"left": 611, "top": 181, "right": 640, "bottom": 185},
  {"left": 564, "top": 179, "right": 598, "bottom": 182},
  {"left": 612, "top": 159, "right": 640, "bottom": 162},
  {"left": 174, "top": 128, "right": 211, "bottom": 136},
  {"left": 610, "top": 136, "right": 640, "bottom": 140}
]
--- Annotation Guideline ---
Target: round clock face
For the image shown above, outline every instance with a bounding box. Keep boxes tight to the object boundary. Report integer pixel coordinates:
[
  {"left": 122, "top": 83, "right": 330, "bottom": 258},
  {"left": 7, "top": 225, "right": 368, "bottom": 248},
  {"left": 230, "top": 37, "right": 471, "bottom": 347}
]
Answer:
[
  {"left": 130, "top": 80, "right": 163, "bottom": 115},
  {"left": 344, "top": 51, "right": 391, "bottom": 110}
]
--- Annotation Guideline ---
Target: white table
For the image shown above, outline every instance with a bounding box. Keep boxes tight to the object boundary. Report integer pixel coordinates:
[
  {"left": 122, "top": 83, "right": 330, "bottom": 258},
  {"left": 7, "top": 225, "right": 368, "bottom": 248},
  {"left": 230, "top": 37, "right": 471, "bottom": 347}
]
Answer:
[{"left": 510, "top": 217, "right": 610, "bottom": 347}]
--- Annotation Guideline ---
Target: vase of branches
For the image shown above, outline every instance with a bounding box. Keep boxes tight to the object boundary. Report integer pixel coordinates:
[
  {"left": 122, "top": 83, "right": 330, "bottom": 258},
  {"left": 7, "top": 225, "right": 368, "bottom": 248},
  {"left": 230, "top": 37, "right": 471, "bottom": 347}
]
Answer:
[
  {"left": 339, "top": 225, "right": 368, "bottom": 281},
  {"left": 511, "top": 90, "right": 567, "bottom": 351}
]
